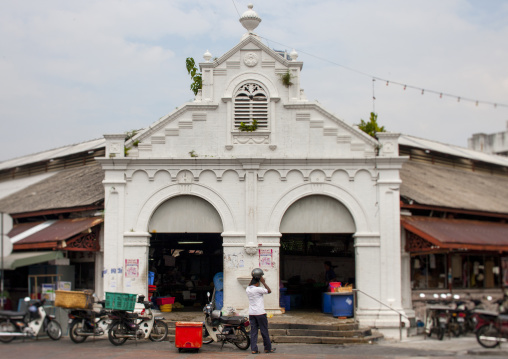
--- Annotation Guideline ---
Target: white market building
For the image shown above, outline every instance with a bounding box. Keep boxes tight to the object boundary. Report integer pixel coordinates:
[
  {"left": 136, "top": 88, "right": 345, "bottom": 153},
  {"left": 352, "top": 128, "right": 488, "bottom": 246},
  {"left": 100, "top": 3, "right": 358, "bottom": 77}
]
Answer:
[{"left": 97, "top": 5, "right": 410, "bottom": 338}]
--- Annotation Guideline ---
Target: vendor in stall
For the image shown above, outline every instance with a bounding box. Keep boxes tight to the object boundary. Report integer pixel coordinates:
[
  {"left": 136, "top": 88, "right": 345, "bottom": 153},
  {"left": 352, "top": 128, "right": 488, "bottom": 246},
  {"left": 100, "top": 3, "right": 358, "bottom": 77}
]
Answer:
[{"left": 324, "top": 261, "right": 337, "bottom": 284}]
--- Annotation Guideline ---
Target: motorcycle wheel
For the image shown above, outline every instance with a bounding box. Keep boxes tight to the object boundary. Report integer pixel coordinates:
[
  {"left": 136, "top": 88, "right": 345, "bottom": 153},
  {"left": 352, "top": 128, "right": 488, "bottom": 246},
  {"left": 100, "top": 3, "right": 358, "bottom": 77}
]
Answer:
[
  {"left": 46, "top": 320, "right": 62, "bottom": 340},
  {"left": 0, "top": 320, "right": 16, "bottom": 343},
  {"left": 449, "top": 321, "right": 461, "bottom": 337},
  {"left": 233, "top": 327, "right": 250, "bottom": 350},
  {"left": 149, "top": 320, "right": 168, "bottom": 342},
  {"left": 202, "top": 325, "right": 213, "bottom": 344},
  {"left": 108, "top": 322, "right": 128, "bottom": 346},
  {"left": 437, "top": 326, "right": 445, "bottom": 341},
  {"left": 69, "top": 320, "right": 88, "bottom": 343},
  {"left": 476, "top": 325, "right": 500, "bottom": 349}
]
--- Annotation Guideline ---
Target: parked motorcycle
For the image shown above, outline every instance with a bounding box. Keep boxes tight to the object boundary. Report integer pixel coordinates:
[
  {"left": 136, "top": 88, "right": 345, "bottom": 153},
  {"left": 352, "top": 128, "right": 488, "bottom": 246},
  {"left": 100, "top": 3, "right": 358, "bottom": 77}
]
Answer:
[
  {"left": 202, "top": 291, "right": 250, "bottom": 350},
  {"left": 0, "top": 297, "right": 62, "bottom": 343},
  {"left": 107, "top": 295, "right": 168, "bottom": 346},
  {"left": 425, "top": 304, "right": 450, "bottom": 340},
  {"left": 473, "top": 291, "right": 508, "bottom": 348},
  {"left": 68, "top": 300, "right": 111, "bottom": 343},
  {"left": 453, "top": 299, "right": 481, "bottom": 335},
  {"left": 473, "top": 310, "right": 508, "bottom": 348}
]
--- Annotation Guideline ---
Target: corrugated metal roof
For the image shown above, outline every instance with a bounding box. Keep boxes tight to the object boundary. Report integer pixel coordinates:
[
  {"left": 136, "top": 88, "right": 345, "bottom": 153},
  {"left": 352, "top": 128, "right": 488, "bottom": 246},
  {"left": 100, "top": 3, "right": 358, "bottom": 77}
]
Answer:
[
  {"left": 399, "top": 135, "right": 508, "bottom": 167},
  {"left": 0, "top": 172, "right": 58, "bottom": 200},
  {"left": 400, "top": 160, "right": 508, "bottom": 214},
  {"left": 402, "top": 216, "right": 508, "bottom": 251},
  {"left": 8, "top": 217, "right": 103, "bottom": 245},
  {"left": 0, "top": 162, "right": 105, "bottom": 214},
  {"left": 0, "top": 138, "right": 105, "bottom": 171}
]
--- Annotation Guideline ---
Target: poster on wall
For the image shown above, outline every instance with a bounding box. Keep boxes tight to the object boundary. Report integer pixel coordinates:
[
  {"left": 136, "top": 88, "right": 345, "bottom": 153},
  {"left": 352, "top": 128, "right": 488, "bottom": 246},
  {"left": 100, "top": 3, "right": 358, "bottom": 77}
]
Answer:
[
  {"left": 41, "top": 283, "right": 55, "bottom": 301},
  {"left": 58, "top": 281, "right": 72, "bottom": 291},
  {"left": 125, "top": 259, "right": 139, "bottom": 278},
  {"left": 259, "top": 249, "right": 272, "bottom": 268}
]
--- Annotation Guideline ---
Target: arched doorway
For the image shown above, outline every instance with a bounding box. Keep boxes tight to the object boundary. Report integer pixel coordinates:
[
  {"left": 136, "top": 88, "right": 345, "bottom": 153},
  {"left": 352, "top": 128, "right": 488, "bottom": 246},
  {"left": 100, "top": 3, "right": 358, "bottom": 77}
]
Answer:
[
  {"left": 147, "top": 195, "right": 224, "bottom": 311},
  {"left": 279, "top": 195, "right": 356, "bottom": 311}
]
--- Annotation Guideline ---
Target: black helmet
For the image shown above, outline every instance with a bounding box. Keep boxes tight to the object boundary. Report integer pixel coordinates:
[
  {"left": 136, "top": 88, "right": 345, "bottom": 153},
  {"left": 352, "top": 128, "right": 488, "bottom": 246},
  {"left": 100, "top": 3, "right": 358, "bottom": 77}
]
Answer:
[{"left": 251, "top": 268, "right": 264, "bottom": 279}]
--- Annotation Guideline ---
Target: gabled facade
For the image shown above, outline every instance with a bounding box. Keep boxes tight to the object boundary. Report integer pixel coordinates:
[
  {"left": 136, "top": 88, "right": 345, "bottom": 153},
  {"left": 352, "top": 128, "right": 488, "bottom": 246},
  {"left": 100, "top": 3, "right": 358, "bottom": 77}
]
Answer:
[{"left": 97, "top": 5, "right": 408, "bottom": 338}]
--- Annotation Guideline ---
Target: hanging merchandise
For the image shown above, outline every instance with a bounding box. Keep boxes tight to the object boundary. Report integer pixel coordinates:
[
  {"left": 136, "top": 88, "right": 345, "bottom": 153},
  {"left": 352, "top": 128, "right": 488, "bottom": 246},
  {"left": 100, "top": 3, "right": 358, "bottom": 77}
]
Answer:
[
  {"left": 429, "top": 254, "right": 436, "bottom": 269},
  {"left": 414, "top": 258, "right": 421, "bottom": 269}
]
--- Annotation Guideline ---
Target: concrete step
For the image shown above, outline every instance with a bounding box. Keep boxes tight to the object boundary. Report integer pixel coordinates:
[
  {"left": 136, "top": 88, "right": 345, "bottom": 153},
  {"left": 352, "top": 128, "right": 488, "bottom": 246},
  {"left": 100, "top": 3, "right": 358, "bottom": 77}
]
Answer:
[
  {"left": 269, "top": 328, "right": 372, "bottom": 338},
  {"left": 271, "top": 333, "right": 383, "bottom": 344},
  {"left": 167, "top": 333, "right": 382, "bottom": 345},
  {"left": 269, "top": 322, "right": 358, "bottom": 331},
  {"left": 163, "top": 319, "right": 381, "bottom": 345}
]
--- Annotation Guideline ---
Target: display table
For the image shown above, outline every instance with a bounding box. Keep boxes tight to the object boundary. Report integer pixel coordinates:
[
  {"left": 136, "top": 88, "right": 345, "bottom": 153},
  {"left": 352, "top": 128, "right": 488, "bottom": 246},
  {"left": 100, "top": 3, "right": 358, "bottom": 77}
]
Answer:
[{"left": 327, "top": 292, "right": 355, "bottom": 318}]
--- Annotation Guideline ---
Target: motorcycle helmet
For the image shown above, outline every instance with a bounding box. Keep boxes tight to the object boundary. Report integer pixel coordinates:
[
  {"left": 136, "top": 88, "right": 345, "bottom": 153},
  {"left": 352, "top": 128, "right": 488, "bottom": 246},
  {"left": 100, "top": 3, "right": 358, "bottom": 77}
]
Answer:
[{"left": 251, "top": 268, "right": 264, "bottom": 279}]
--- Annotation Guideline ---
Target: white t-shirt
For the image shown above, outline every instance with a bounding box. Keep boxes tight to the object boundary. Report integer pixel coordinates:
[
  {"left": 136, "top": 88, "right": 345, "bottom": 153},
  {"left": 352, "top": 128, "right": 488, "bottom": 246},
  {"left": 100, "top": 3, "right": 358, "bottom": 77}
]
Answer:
[{"left": 246, "top": 285, "right": 269, "bottom": 315}]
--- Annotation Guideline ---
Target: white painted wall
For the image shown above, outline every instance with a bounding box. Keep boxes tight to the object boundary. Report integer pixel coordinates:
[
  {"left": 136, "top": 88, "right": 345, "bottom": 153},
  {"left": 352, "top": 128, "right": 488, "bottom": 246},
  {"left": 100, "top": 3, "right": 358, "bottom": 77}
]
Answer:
[{"left": 98, "top": 35, "right": 409, "bottom": 338}]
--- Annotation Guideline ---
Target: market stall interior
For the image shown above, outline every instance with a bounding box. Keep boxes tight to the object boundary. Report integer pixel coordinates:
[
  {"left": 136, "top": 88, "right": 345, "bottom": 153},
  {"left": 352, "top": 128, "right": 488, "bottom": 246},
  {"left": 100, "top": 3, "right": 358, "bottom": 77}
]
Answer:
[
  {"left": 279, "top": 233, "right": 355, "bottom": 311},
  {"left": 148, "top": 233, "right": 221, "bottom": 310}
]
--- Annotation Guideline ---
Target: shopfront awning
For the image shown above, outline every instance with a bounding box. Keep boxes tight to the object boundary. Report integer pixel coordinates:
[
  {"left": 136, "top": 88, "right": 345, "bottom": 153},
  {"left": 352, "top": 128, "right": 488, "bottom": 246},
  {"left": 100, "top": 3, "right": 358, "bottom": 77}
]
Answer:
[
  {"left": 8, "top": 217, "right": 103, "bottom": 251},
  {"left": 402, "top": 216, "right": 508, "bottom": 253},
  {"left": 0, "top": 251, "right": 64, "bottom": 270}
]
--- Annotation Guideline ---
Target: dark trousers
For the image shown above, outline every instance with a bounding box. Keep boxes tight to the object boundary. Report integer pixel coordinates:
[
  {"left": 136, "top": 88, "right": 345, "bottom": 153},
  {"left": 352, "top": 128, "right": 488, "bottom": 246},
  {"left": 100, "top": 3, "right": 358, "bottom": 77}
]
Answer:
[{"left": 249, "top": 314, "right": 271, "bottom": 352}]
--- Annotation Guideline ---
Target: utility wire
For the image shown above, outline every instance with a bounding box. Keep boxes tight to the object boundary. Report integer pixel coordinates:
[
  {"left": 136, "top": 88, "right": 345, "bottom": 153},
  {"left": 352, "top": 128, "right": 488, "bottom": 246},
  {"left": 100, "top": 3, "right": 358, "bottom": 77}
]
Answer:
[
  {"left": 231, "top": 0, "right": 241, "bottom": 18},
  {"left": 258, "top": 35, "right": 508, "bottom": 109}
]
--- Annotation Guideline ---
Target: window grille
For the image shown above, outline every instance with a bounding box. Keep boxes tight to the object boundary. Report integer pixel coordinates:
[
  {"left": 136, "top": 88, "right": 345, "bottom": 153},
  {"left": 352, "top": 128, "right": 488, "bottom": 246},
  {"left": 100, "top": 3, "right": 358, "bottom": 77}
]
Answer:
[{"left": 234, "top": 83, "right": 268, "bottom": 129}]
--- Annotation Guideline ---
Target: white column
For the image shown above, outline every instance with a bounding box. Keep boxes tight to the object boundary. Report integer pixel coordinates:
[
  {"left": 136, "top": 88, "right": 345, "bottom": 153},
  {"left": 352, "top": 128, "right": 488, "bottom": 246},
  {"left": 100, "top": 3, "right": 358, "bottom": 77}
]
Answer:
[
  {"left": 102, "top": 167, "right": 126, "bottom": 294},
  {"left": 123, "top": 232, "right": 151, "bottom": 296},
  {"left": 354, "top": 233, "right": 382, "bottom": 321}
]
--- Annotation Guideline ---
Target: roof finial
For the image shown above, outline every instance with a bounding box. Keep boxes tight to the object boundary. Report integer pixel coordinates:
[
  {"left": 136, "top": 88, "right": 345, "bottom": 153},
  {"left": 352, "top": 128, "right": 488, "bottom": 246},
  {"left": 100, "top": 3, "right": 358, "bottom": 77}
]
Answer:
[{"left": 239, "top": 3, "right": 261, "bottom": 37}]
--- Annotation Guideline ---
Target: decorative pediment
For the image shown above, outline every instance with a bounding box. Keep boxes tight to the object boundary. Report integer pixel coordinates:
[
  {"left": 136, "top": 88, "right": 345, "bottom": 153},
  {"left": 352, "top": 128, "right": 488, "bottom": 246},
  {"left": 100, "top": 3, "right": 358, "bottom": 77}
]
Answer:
[{"left": 65, "top": 227, "right": 101, "bottom": 252}]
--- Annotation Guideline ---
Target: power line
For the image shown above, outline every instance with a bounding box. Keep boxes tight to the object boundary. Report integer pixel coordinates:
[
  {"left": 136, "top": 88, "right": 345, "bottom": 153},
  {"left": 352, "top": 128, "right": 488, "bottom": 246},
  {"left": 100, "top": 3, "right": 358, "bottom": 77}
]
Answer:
[
  {"left": 231, "top": 0, "right": 241, "bottom": 18},
  {"left": 258, "top": 35, "right": 508, "bottom": 110}
]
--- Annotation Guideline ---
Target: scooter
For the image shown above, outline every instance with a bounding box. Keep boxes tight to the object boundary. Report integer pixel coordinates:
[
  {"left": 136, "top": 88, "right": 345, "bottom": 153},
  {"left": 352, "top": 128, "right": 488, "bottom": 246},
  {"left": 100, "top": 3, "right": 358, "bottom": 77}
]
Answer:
[
  {"left": 68, "top": 300, "right": 111, "bottom": 343},
  {"left": 202, "top": 291, "right": 250, "bottom": 350},
  {"left": 473, "top": 291, "right": 508, "bottom": 349},
  {"left": 0, "top": 297, "right": 62, "bottom": 343},
  {"left": 107, "top": 295, "right": 168, "bottom": 346}
]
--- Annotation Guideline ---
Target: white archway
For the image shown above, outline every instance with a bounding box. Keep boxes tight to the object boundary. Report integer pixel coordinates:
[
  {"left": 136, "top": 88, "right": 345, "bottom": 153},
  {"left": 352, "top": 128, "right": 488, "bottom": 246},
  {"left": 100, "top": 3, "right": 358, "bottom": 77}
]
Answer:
[
  {"left": 135, "top": 183, "right": 237, "bottom": 233},
  {"left": 266, "top": 183, "right": 371, "bottom": 235}
]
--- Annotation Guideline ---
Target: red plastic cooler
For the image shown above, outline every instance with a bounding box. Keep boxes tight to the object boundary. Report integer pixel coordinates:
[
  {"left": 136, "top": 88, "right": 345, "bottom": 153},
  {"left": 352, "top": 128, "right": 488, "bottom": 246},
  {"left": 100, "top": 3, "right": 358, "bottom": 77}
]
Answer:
[{"left": 175, "top": 322, "right": 203, "bottom": 352}]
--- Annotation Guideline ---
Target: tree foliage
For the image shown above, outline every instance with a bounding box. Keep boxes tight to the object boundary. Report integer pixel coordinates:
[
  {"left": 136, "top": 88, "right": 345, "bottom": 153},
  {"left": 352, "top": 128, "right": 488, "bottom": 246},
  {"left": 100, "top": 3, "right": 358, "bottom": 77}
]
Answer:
[
  {"left": 185, "top": 57, "right": 202, "bottom": 95},
  {"left": 357, "top": 112, "right": 385, "bottom": 138}
]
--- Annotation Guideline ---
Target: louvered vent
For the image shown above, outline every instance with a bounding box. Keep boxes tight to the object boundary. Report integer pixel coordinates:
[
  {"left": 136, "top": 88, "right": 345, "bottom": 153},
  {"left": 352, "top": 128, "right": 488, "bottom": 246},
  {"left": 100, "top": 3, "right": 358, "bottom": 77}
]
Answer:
[{"left": 234, "top": 83, "right": 268, "bottom": 129}]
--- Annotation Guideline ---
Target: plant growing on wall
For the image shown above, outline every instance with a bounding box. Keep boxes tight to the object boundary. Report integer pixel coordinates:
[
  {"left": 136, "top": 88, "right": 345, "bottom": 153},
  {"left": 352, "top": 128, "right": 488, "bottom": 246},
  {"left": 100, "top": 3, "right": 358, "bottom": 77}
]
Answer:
[
  {"left": 239, "top": 119, "right": 258, "bottom": 132},
  {"left": 186, "top": 57, "right": 202, "bottom": 95},
  {"left": 124, "top": 129, "right": 140, "bottom": 156},
  {"left": 278, "top": 70, "right": 293, "bottom": 88},
  {"left": 357, "top": 112, "right": 385, "bottom": 138}
]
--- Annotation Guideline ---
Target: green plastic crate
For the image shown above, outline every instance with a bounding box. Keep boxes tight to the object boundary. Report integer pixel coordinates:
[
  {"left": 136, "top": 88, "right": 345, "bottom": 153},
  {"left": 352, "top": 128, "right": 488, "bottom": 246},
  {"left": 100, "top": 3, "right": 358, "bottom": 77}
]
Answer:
[{"left": 105, "top": 292, "right": 137, "bottom": 311}]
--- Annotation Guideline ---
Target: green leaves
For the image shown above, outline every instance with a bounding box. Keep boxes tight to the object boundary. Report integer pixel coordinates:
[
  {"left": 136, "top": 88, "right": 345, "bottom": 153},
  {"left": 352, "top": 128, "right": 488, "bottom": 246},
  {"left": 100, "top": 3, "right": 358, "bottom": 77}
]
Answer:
[
  {"left": 357, "top": 112, "right": 385, "bottom": 138},
  {"left": 239, "top": 119, "right": 259, "bottom": 132},
  {"left": 186, "top": 57, "right": 202, "bottom": 95}
]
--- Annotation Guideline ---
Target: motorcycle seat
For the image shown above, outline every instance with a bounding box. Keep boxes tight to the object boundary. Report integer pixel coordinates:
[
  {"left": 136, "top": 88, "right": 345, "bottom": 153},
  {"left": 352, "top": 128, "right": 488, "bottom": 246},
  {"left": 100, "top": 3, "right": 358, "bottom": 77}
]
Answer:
[
  {"left": 219, "top": 316, "right": 244, "bottom": 325},
  {"left": 0, "top": 310, "right": 25, "bottom": 319}
]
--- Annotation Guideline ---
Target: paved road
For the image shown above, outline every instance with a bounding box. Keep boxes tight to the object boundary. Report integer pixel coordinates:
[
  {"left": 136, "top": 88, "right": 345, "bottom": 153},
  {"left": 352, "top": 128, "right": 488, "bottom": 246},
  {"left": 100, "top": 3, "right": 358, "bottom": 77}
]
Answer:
[{"left": 1, "top": 335, "right": 508, "bottom": 359}]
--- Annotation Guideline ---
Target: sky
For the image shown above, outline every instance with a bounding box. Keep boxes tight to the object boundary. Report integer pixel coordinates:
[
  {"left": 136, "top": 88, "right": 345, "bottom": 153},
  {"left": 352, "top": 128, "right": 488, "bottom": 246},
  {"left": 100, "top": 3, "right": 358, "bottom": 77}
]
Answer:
[{"left": 1, "top": 0, "right": 507, "bottom": 162}]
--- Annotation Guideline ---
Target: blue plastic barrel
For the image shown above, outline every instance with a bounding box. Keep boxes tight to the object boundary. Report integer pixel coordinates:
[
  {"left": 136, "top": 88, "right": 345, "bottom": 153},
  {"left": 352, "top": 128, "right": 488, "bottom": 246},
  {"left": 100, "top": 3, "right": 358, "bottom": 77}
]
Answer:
[
  {"left": 322, "top": 293, "right": 332, "bottom": 314},
  {"left": 214, "top": 290, "right": 223, "bottom": 311},
  {"left": 279, "top": 295, "right": 290, "bottom": 311},
  {"left": 331, "top": 294, "right": 354, "bottom": 317}
]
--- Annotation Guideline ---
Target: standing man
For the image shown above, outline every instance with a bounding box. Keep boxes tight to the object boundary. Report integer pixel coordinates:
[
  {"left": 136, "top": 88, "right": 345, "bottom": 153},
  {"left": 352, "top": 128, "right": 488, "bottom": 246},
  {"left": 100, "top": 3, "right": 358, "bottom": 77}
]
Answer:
[{"left": 246, "top": 275, "right": 276, "bottom": 354}]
